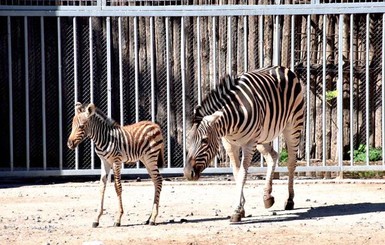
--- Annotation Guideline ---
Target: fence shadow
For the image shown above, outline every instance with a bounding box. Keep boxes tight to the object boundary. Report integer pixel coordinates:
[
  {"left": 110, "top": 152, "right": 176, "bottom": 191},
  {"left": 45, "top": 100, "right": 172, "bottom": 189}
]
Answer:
[{"left": 237, "top": 202, "right": 385, "bottom": 225}]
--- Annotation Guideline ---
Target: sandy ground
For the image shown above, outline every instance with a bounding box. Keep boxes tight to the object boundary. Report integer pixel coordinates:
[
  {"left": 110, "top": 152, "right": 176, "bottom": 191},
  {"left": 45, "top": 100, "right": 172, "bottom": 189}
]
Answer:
[{"left": 1, "top": 177, "right": 385, "bottom": 245}]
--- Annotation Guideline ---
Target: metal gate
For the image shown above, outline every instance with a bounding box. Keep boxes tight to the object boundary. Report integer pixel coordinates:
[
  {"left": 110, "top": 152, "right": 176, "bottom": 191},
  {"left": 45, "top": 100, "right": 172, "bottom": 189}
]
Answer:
[{"left": 1, "top": 0, "right": 385, "bottom": 177}]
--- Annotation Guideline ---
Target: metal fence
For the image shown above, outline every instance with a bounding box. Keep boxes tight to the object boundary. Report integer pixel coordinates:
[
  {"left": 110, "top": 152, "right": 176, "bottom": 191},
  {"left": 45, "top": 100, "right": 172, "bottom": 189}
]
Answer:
[{"left": 1, "top": 1, "right": 385, "bottom": 177}]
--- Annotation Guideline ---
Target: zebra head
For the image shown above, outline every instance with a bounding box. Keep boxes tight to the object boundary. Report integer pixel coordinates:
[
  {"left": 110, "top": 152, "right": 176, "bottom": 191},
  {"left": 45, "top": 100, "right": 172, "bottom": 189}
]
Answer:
[
  {"left": 184, "top": 111, "right": 223, "bottom": 181},
  {"left": 67, "top": 102, "right": 96, "bottom": 150}
]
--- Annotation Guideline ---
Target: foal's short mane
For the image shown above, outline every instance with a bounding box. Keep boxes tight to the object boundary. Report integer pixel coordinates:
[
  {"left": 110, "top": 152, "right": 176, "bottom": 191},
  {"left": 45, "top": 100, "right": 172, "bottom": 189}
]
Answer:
[
  {"left": 192, "top": 74, "right": 239, "bottom": 125},
  {"left": 94, "top": 107, "right": 120, "bottom": 128}
]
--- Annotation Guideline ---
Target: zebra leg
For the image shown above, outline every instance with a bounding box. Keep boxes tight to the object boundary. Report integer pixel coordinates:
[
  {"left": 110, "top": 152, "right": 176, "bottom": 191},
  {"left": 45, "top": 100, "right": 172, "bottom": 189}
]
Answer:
[
  {"left": 222, "top": 140, "right": 245, "bottom": 222},
  {"left": 143, "top": 156, "right": 163, "bottom": 225},
  {"left": 93, "top": 160, "right": 111, "bottom": 228},
  {"left": 257, "top": 143, "right": 279, "bottom": 209},
  {"left": 231, "top": 146, "right": 253, "bottom": 223},
  {"left": 283, "top": 126, "right": 302, "bottom": 210},
  {"left": 112, "top": 163, "right": 124, "bottom": 227}
]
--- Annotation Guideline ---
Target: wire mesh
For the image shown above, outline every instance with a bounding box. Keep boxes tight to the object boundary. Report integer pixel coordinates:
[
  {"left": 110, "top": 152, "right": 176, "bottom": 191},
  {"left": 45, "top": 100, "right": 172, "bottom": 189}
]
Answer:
[
  {"left": 1, "top": 11, "right": 384, "bottom": 173},
  {"left": 2, "top": 0, "right": 383, "bottom": 6},
  {"left": 0, "top": 17, "right": 10, "bottom": 169},
  {"left": 62, "top": 17, "right": 76, "bottom": 170}
]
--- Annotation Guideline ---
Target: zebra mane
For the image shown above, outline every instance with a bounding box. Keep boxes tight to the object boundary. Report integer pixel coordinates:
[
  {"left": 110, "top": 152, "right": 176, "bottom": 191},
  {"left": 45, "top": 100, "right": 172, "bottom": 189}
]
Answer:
[
  {"left": 193, "top": 73, "right": 239, "bottom": 125},
  {"left": 93, "top": 107, "right": 120, "bottom": 128}
]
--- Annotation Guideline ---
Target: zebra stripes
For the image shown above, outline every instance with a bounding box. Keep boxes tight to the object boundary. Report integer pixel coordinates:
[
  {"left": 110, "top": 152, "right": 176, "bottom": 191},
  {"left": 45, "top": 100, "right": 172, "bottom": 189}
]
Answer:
[
  {"left": 185, "top": 66, "right": 304, "bottom": 222},
  {"left": 67, "top": 102, "right": 163, "bottom": 227}
]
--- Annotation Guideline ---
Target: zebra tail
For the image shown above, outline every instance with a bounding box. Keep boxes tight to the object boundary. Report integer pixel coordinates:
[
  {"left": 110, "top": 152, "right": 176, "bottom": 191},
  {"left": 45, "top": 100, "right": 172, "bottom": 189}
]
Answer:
[{"left": 157, "top": 145, "right": 164, "bottom": 169}]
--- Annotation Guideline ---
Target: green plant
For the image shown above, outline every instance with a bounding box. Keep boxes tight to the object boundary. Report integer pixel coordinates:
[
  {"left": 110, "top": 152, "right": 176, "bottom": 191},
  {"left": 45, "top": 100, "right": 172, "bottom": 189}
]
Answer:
[
  {"left": 326, "top": 90, "right": 338, "bottom": 101},
  {"left": 280, "top": 148, "right": 288, "bottom": 163},
  {"left": 351, "top": 144, "right": 382, "bottom": 162}
]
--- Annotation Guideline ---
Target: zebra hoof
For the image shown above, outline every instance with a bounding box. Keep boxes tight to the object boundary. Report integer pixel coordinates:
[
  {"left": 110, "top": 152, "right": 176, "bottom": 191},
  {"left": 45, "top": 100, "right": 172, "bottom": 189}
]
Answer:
[
  {"left": 148, "top": 221, "right": 156, "bottom": 226},
  {"left": 92, "top": 222, "right": 99, "bottom": 228},
  {"left": 284, "top": 199, "right": 295, "bottom": 210},
  {"left": 264, "top": 196, "right": 275, "bottom": 209},
  {"left": 239, "top": 209, "right": 245, "bottom": 218},
  {"left": 230, "top": 213, "right": 242, "bottom": 223},
  {"left": 142, "top": 220, "right": 150, "bottom": 225},
  {"left": 113, "top": 222, "right": 121, "bottom": 227}
]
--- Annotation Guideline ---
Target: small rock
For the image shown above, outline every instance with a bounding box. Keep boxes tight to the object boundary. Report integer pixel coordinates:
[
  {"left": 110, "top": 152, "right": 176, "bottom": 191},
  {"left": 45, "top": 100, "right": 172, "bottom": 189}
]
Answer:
[
  {"left": 306, "top": 199, "right": 311, "bottom": 202},
  {"left": 136, "top": 177, "right": 141, "bottom": 182},
  {"left": 168, "top": 219, "right": 175, "bottom": 223},
  {"left": 272, "top": 212, "right": 277, "bottom": 216},
  {"left": 180, "top": 219, "right": 188, "bottom": 223}
]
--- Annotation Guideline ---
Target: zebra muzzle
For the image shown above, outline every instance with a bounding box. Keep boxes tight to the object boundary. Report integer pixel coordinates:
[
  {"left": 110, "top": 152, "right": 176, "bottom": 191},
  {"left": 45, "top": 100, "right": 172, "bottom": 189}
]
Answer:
[{"left": 67, "top": 139, "right": 76, "bottom": 150}]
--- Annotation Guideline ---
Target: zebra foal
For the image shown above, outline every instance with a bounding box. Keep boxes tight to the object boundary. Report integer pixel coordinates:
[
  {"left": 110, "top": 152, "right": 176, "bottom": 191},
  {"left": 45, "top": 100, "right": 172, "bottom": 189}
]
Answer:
[
  {"left": 67, "top": 102, "right": 163, "bottom": 227},
  {"left": 184, "top": 66, "right": 304, "bottom": 222}
]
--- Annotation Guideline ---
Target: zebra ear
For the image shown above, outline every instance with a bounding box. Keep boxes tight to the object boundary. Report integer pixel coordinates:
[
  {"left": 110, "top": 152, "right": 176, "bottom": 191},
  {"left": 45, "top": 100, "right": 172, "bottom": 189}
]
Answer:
[
  {"left": 203, "top": 111, "right": 223, "bottom": 125},
  {"left": 86, "top": 103, "right": 96, "bottom": 117},
  {"left": 75, "top": 102, "right": 83, "bottom": 114},
  {"left": 193, "top": 105, "right": 201, "bottom": 115}
]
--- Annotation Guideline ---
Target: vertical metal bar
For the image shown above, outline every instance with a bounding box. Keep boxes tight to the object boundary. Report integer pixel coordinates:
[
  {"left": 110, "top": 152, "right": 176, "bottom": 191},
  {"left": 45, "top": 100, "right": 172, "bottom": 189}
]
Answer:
[
  {"left": 197, "top": 16, "right": 202, "bottom": 105},
  {"left": 7, "top": 16, "right": 14, "bottom": 171},
  {"left": 89, "top": 17, "right": 94, "bottom": 104},
  {"left": 291, "top": 15, "right": 295, "bottom": 75},
  {"left": 259, "top": 15, "right": 264, "bottom": 68},
  {"left": 181, "top": 16, "right": 187, "bottom": 167},
  {"left": 117, "top": 16, "right": 123, "bottom": 170},
  {"left": 365, "top": 14, "right": 370, "bottom": 165},
  {"left": 58, "top": 17, "right": 63, "bottom": 171},
  {"left": 259, "top": 15, "right": 264, "bottom": 166},
  {"left": 150, "top": 16, "right": 156, "bottom": 122},
  {"left": 118, "top": 17, "right": 123, "bottom": 125},
  {"left": 212, "top": 16, "right": 217, "bottom": 89},
  {"left": 24, "top": 16, "right": 30, "bottom": 171},
  {"left": 382, "top": 13, "right": 385, "bottom": 166},
  {"left": 106, "top": 17, "right": 112, "bottom": 118},
  {"left": 134, "top": 17, "right": 139, "bottom": 124},
  {"left": 166, "top": 17, "right": 171, "bottom": 169},
  {"left": 89, "top": 17, "right": 95, "bottom": 170},
  {"left": 322, "top": 15, "right": 327, "bottom": 167},
  {"left": 244, "top": 16, "right": 248, "bottom": 71},
  {"left": 212, "top": 16, "right": 218, "bottom": 168},
  {"left": 306, "top": 15, "right": 311, "bottom": 166},
  {"left": 73, "top": 17, "right": 79, "bottom": 170},
  {"left": 227, "top": 16, "right": 232, "bottom": 75},
  {"left": 273, "top": 14, "right": 281, "bottom": 153},
  {"left": 349, "top": 14, "right": 354, "bottom": 166},
  {"left": 273, "top": 15, "right": 281, "bottom": 66},
  {"left": 337, "top": 14, "right": 344, "bottom": 170},
  {"left": 41, "top": 16, "right": 47, "bottom": 170},
  {"left": 134, "top": 16, "right": 139, "bottom": 169}
]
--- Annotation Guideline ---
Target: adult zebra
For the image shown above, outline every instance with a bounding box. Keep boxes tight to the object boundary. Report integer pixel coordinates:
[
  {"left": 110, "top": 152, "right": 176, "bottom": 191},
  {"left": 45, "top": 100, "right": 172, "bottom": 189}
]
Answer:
[
  {"left": 184, "top": 66, "right": 304, "bottom": 222},
  {"left": 67, "top": 102, "right": 163, "bottom": 227}
]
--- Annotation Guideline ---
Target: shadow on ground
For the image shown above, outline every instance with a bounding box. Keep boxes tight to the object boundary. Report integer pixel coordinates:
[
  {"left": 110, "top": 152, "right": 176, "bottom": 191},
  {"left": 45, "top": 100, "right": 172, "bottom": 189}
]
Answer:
[
  {"left": 116, "top": 202, "right": 385, "bottom": 227},
  {"left": 237, "top": 202, "right": 385, "bottom": 224}
]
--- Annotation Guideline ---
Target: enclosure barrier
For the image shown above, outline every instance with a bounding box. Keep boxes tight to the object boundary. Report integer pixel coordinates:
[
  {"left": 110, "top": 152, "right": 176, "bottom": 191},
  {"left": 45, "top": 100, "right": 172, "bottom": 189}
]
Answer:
[{"left": 1, "top": 0, "right": 385, "bottom": 177}]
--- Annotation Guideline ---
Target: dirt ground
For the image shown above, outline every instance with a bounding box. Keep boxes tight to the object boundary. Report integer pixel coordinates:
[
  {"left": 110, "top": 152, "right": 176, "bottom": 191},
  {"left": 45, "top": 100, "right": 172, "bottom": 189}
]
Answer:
[{"left": 1, "top": 176, "right": 385, "bottom": 245}]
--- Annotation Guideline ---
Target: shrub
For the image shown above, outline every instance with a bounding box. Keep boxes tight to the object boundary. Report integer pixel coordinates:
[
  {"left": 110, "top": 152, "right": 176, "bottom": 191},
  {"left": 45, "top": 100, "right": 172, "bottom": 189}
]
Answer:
[
  {"left": 280, "top": 148, "right": 288, "bottom": 163},
  {"left": 351, "top": 144, "right": 382, "bottom": 162}
]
